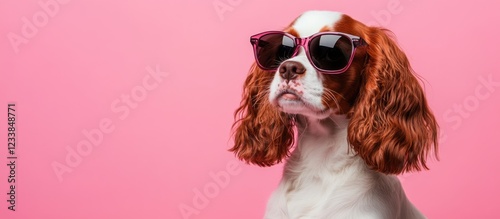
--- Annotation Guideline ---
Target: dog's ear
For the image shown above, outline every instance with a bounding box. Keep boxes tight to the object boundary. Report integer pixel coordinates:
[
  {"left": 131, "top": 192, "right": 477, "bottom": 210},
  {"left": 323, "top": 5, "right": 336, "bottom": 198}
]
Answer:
[
  {"left": 348, "top": 27, "right": 438, "bottom": 174},
  {"left": 230, "top": 64, "right": 295, "bottom": 167}
]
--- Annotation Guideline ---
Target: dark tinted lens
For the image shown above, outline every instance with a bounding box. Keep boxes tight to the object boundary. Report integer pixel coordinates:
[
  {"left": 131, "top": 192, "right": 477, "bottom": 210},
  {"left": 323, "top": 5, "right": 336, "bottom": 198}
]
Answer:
[
  {"left": 309, "top": 34, "right": 352, "bottom": 71},
  {"left": 255, "top": 34, "right": 295, "bottom": 69}
]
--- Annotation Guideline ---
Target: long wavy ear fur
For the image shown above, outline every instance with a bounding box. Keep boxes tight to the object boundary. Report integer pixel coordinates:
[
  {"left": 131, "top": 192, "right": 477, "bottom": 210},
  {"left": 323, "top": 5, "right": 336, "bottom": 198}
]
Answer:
[
  {"left": 229, "top": 64, "right": 295, "bottom": 167},
  {"left": 348, "top": 27, "right": 438, "bottom": 174}
]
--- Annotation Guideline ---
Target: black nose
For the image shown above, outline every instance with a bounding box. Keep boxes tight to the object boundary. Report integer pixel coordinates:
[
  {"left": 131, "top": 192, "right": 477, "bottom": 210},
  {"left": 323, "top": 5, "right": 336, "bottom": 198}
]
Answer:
[{"left": 279, "top": 61, "right": 305, "bottom": 81}]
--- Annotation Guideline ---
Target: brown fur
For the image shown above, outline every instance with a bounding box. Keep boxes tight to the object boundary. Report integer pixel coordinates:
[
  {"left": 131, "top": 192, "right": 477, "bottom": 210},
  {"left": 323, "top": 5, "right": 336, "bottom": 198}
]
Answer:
[{"left": 229, "top": 64, "right": 296, "bottom": 167}]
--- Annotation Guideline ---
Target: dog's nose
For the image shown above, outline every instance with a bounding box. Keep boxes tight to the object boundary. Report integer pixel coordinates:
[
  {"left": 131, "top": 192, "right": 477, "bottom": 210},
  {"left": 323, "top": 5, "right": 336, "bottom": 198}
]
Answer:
[{"left": 279, "top": 61, "right": 305, "bottom": 81}]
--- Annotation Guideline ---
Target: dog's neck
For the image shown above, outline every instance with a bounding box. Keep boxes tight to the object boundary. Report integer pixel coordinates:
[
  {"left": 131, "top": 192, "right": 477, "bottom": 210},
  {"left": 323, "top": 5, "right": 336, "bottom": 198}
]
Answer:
[
  {"left": 284, "top": 114, "right": 370, "bottom": 179},
  {"left": 295, "top": 113, "right": 349, "bottom": 137}
]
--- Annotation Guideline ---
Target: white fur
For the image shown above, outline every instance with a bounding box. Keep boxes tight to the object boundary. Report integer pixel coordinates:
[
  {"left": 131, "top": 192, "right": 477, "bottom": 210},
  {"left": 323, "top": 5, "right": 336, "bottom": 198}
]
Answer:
[{"left": 264, "top": 11, "right": 426, "bottom": 219}]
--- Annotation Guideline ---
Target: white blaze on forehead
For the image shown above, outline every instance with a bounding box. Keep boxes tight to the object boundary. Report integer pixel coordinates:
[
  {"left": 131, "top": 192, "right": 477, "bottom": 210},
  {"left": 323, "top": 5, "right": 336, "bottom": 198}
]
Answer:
[{"left": 292, "top": 11, "right": 343, "bottom": 37}]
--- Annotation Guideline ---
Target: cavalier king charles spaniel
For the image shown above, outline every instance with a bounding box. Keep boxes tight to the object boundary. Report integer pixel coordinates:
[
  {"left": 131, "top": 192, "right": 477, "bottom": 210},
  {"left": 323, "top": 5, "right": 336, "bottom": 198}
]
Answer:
[{"left": 230, "top": 11, "right": 438, "bottom": 219}]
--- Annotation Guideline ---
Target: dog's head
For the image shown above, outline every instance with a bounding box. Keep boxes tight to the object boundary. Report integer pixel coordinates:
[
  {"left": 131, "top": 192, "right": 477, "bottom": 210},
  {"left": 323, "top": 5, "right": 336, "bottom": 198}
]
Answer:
[{"left": 230, "top": 11, "right": 438, "bottom": 174}]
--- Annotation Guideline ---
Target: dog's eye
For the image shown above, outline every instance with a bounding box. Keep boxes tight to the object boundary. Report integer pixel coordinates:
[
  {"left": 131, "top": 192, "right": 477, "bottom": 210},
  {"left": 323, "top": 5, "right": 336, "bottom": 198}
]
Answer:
[{"left": 310, "top": 36, "right": 351, "bottom": 70}]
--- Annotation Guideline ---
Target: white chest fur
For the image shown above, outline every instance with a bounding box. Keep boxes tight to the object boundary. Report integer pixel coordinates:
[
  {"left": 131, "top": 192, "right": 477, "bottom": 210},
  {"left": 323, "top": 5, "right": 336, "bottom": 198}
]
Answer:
[{"left": 263, "top": 116, "right": 425, "bottom": 219}]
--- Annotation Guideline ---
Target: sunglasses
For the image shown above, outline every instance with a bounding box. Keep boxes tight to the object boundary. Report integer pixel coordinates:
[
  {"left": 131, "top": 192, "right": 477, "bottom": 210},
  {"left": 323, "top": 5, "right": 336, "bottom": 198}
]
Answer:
[{"left": 250, "top": 31, "right": 366, "bottom": 74}]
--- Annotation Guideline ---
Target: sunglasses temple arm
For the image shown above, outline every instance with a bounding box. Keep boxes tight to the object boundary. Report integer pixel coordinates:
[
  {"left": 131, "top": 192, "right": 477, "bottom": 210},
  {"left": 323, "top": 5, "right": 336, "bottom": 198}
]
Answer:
[{"left": 353, "top": 38, "right": 367, "bottom": 47}]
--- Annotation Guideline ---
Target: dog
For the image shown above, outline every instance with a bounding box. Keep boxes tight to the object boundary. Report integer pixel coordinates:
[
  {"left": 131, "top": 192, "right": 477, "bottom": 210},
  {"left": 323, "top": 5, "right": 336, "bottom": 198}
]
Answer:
[{"left": 230, "top": 11, "right": 438, "bottom": 219}]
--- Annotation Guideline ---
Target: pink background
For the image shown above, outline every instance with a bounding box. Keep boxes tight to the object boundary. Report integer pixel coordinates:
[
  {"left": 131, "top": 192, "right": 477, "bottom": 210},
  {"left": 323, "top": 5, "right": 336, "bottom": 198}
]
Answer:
[{"left": 1, "top": 0, "right": 499, "bottom": 218}]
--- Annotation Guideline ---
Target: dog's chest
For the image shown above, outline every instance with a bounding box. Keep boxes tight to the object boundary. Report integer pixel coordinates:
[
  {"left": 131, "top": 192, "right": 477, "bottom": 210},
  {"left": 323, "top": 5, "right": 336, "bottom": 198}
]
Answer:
[
  {"left": 277, "top": 130, "right": 384, "bottom": 217},
  {"left": 282, "top": 162, "right": 371, "bottom": 218}
]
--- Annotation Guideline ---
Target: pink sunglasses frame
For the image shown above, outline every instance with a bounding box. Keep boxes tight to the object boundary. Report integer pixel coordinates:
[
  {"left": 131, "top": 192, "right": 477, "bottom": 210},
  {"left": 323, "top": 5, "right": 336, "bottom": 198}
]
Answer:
[{"left": 250, "top": 31, "right": 367, "bottom": 74}]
